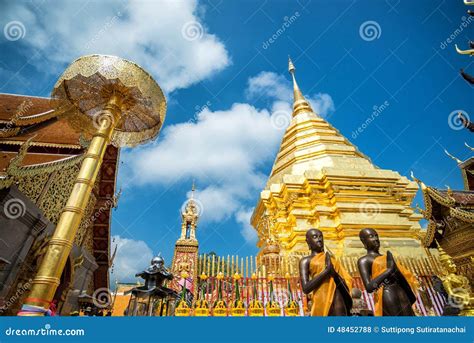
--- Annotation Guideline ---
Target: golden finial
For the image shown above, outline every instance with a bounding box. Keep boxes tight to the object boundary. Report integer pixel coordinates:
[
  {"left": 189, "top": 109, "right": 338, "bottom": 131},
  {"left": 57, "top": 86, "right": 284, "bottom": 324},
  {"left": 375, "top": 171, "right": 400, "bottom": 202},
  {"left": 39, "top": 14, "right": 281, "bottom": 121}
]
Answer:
[
  {"left": 284, "top": 272, "right": 291, "bottom": 280},
  {"left": 287, "top": 56, "right": 314, "bottom": 117},
  {"left": 191, "top": 179, "right": 196, "bottom": 198},
  {"left": 410, "top": 171, "right": 427, "bottom": 190},
  {"left": 455, "top": 44, "right": 474, "bottom": 55},
  {"left": 444, "top": 149, "right": 463, "bottom": 164},
  {"left": 414, "top": 203, "right": 427, "bottom": 217},
  {"left": 233, "top": 272, "right": 241, "bottom": 280},
  {"left": 288, "top": 56, "right": 296, "bottom": 73},
  {"left": 216, "top": 272, "right": 224, "bottom": 280},
  {"left": 200, "top": 272, "right": 208, "bottom": 281},
  {"left": 446, "top": 185, "right": 454, "bottom": 197}
]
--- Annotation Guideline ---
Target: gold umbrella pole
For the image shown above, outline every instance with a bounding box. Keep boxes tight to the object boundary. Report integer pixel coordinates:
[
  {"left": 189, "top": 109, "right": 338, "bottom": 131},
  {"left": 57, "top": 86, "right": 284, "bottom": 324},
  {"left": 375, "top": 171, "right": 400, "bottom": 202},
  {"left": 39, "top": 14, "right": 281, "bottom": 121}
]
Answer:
[{"left": 18, "top": 95, "right": 122, "bottom": 316}]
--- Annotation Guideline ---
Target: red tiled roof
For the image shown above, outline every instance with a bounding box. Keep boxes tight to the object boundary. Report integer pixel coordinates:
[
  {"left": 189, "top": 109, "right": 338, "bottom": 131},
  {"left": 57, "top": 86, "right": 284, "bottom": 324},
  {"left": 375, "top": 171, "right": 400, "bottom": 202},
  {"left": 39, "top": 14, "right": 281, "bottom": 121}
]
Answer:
[{"left": 0, "top": 93, "right": 81, "bottom": 148}]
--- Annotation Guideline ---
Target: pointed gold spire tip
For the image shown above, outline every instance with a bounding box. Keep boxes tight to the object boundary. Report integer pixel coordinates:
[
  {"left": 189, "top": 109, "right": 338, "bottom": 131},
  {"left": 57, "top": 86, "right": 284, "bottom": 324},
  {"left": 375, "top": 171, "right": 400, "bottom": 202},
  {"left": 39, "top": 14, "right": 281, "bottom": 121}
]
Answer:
[
  {"left": 287, "top": 56, "right": 314, "bottom": 117},
  {"left": 288, "top": 56, "right": 295, "bottom": 74},
  {"left": 190, "top": 179, "right": 196, "bottom": 199}
]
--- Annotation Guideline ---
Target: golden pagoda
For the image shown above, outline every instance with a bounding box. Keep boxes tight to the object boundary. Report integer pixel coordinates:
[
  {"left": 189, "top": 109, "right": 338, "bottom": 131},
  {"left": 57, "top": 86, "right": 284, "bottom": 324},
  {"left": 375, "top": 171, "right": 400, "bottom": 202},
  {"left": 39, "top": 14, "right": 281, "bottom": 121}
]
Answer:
[{"left": 251, "top": 58, "right": 424, "bottom": 263}]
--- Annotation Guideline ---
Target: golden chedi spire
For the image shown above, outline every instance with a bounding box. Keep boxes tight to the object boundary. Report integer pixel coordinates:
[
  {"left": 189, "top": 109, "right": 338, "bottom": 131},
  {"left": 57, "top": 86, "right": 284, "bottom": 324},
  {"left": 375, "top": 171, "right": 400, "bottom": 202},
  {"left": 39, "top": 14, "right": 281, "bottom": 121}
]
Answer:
[
  {"left": 288, "top": 57, "right": 314, "bottom": 117},
  {"left": 266, "top": 58, "right": 373, "bottom": 185},
  {"left": 251, "top": 58, "right": 423, "bottom": 263}
]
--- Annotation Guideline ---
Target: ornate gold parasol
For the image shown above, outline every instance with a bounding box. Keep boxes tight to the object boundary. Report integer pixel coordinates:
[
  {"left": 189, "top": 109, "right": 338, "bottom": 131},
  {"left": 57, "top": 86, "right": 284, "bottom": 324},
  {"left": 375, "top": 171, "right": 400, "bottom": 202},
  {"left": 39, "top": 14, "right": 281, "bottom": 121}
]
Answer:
[
  {"left": 19, "top": 55, "right": 166, "bottom": 316},
  {"left": 51, "top": 54, "right": 166, "bottom": 147}
]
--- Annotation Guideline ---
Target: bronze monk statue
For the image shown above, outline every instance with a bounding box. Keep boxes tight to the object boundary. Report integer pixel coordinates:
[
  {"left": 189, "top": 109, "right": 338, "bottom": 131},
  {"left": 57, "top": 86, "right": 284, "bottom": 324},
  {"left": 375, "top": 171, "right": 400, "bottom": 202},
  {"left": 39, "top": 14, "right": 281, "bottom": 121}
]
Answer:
[
  {"left": 357, "top": 228, "right": 417, "bottom": 316},
  {"left": 299, "top": 228, "right": 352, "bottom": 316}
]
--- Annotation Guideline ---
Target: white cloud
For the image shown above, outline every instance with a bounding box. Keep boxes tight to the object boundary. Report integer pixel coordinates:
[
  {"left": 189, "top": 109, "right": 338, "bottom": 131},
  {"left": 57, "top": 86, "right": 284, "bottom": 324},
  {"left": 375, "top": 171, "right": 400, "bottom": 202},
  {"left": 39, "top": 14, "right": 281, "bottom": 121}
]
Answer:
[
  {"left": 123, "top": 71, "right": 335, "bottom": 242},
  {"left": 235, "top": 208, "right": 258, "bottom": 244},
  {"left": 246, "top": 71, "right": 335, "bottom": 117},
  {"left": 110, "top": 235, "right": 154, "bottom": 283},
  {"left": 2, "top": 0, "right": 230, "bottom": 92},
  {"left": 123, "top": 102, "right": 284, "bottom": 226},
  {"left": 310, "top": 93, "right": 335, "bottom": 117},
  {"left": 246, "top": 71, "right": 291, "bottom": 101}
]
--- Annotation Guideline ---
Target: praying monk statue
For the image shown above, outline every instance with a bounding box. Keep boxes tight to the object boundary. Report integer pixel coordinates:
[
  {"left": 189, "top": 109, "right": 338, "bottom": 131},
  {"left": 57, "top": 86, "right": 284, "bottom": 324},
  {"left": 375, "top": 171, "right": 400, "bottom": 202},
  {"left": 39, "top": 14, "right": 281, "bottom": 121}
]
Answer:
[
  {"left": 357, "top": 228, "right": 417, "bottom": 316},
  {"left": 299, "top": 229, "right": 352, "bottom": 316}
]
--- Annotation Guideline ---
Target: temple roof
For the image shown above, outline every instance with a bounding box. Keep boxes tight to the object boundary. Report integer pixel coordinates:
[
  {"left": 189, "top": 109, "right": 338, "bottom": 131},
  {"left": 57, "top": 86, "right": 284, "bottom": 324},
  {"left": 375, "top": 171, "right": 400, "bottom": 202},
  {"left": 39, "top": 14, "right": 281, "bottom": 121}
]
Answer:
[
  {"left": 0, "top": 93, "right": 83, "bottom": 172},
  {"left": 419, "top": 185, "right": 474, "bottom": 217},
  {"left": 0, "top": 92, "right": 120, "bottom": 292},
  {"left": 415, "top": 180, "right": 474, "bottom": 247},
  {"left": 444, "top": 147, "right": 474, "bottom": 191},
  {"left": 0, "top": 93, "right": 81, "bottom": 149}
]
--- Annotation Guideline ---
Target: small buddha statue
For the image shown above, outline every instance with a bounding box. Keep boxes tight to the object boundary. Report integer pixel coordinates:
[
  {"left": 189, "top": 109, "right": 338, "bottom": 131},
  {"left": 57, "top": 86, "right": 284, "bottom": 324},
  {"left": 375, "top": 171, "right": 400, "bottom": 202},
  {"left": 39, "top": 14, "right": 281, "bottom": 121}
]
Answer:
[{"left": 436, "top": 243, "right": 473, "bottom": 316}]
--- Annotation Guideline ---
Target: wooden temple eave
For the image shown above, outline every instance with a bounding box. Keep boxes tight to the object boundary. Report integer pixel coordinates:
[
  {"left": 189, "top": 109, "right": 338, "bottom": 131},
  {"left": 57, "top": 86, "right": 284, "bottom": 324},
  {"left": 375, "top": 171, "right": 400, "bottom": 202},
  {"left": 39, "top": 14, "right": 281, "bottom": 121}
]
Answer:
[
  {"left": 418, "top": 184, "right": 474, "bottom": 248},
  {"left": 0, "top": 140, "right": 82, "bottom": 150},
  {"left": 11, "top": 109, "right": 57, "bottom": 126},
  {"left": 0, "top": 127, "right": 20, "bottom": 138},
  {"left": 449, "top": 206, "right": 474, "bottom": 223},
  {"left": 7, "top": 153, "right": 85, "bottom": 178}
]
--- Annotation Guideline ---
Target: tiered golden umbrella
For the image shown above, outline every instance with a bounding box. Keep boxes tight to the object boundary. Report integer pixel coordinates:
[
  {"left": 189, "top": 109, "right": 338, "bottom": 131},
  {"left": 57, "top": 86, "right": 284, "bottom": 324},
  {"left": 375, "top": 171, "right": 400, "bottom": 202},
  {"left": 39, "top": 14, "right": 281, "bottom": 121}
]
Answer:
[{"left": 19, "top": 55, "right": 166, "bottom": 316}]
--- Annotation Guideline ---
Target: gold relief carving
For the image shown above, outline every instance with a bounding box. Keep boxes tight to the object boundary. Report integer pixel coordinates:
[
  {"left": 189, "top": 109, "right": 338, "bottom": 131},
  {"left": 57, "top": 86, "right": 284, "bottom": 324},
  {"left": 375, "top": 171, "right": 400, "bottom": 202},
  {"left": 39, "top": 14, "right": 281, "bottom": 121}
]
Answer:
[
  {"left": 38, "top": 164, "right": 80, "bottom": 224},
  {"left": 16, "top": 173, "right": 49, "bottom": 203},
  {"left": 175, "top": 254, "right": 194, "bottom": 274},
  {"left": 14, "top": 156, "right": 99, "bottom": 252},
  {"left": 30, "top": 236, "right": 51, "bottom": 260},
  {"left": 82, "top": 223, "right": 95, "bottom": 254}
]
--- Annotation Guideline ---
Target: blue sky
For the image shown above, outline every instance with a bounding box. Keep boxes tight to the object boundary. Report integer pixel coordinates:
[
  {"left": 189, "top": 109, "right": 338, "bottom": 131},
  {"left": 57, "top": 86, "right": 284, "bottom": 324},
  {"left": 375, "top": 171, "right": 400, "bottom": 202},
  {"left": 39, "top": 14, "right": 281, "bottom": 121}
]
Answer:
[{"left": 1, "top": 0, "right": 472, "bottom": 282}]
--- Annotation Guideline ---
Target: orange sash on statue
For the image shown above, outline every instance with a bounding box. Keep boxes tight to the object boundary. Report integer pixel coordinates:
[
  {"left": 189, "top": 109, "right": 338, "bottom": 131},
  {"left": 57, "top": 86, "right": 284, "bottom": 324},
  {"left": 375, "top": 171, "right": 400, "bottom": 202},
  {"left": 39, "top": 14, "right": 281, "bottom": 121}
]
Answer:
[
  {"left": 309, "top": 252, "right": 352, "bottom": 316},
  {"left": 371, "top": 255, "right": 418, "bottom": 316}
]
